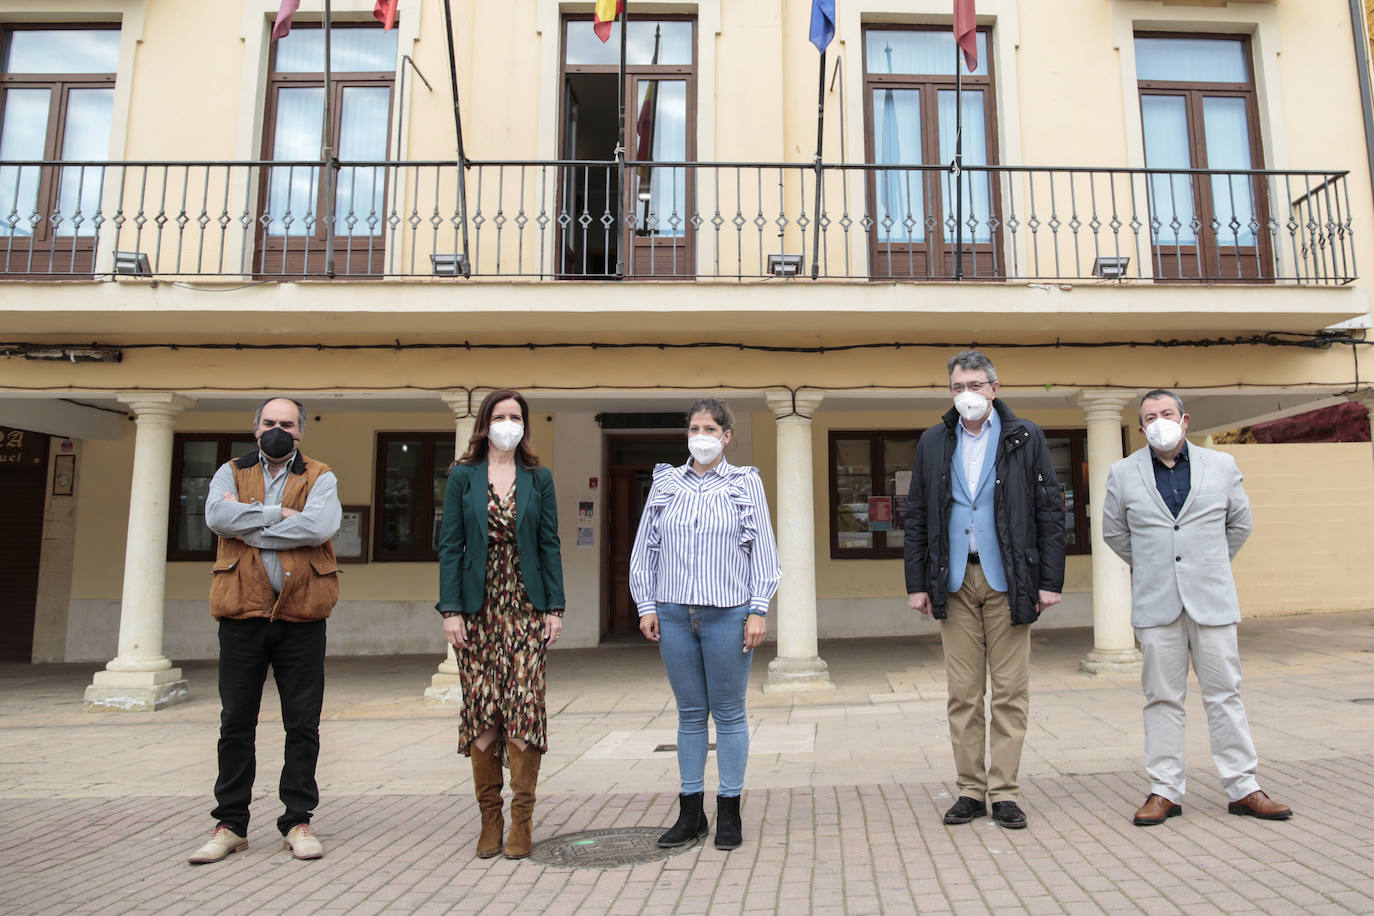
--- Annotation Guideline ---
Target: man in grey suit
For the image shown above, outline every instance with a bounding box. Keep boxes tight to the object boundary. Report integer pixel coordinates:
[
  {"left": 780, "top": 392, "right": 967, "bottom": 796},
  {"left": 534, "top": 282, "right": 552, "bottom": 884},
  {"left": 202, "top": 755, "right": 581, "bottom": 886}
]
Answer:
[{"left": 1103, "top": 389, "right": 1292, "bottom": 827}]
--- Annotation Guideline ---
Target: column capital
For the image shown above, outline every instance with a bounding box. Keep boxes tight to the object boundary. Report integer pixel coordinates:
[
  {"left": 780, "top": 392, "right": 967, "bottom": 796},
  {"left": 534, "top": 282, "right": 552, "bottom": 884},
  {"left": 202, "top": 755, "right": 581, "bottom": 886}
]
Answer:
[
  {"left": 440, "top": 388, "right": 493, "bottom": 418},
  {"left": 116, "top": 392, "right": 196, "bottom": 421},
  {"left": 765, "top": 388, "right": 825, "bottom": 420},
  {"left": 1073, "top": 389, "right": 1136, "bottom": 422}
]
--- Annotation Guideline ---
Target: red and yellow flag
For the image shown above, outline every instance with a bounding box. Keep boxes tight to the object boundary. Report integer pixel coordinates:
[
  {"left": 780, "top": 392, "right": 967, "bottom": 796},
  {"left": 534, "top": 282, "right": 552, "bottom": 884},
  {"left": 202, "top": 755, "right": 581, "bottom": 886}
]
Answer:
[
  {"left": 594, "top": 0, "right": 624, "bottom": 43},
  {"left": 374, "top": 0, "right": 399, "bottom": 30}
]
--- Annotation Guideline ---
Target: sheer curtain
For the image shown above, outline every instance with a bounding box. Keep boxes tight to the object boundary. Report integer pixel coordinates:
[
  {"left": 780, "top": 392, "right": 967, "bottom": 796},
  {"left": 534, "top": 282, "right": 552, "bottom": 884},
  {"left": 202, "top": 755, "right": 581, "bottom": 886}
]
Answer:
[
  {"left": 266, "top": 87, "right": 324, "bottom": 236},
  {"left": 1141, "top": 95, "right": 1196, "bottom": 244},
  {"left": 638, "top": 80, "right": 686, "bottom": 238},
  {"left": 1135, "top": 37, "right": 1248, "bottom": 83},
  {"left": 0, "top": 89, "right": 48, "bottom": 236},
  {"left": 866, "top": 31, "right": 987, "bottom": 77},
  {"left": 335, "top": 86, "right": 391, "bottom": 235},
  {"left": 1203, "top": 97, "right": 1256, "bottom": 245},
  {"left": 873, "top": 88, "right": 924, "bottom": 242},
  {"left": 938, "top": 89, "right": 990, "bottom": 242},
  {"left": 55, "top": 88, "right": 114, "bottom": 236}
]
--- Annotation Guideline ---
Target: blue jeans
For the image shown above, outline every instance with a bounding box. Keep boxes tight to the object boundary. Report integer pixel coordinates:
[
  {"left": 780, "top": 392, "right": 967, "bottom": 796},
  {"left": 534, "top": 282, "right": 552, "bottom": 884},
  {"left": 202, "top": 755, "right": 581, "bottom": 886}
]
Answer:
[{"left": 656, "top": 602, "right": 754, "bottom": 796}]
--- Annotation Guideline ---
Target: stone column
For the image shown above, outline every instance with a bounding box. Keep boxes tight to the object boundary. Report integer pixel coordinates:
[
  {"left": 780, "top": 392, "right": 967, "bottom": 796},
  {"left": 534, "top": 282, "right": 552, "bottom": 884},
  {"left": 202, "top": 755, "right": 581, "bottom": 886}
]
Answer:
[
  {"left": 1075, "top": 390, "right": 1142, "bottom": 675},
  {"left": 424, "top": 389, "right": 482, "bottom": 704},
  {"left": 762, "top": 390, "right": 834, "bottom": 692},
  {"left": 85, "top": 393, "right": 196, "bottom": 710}
]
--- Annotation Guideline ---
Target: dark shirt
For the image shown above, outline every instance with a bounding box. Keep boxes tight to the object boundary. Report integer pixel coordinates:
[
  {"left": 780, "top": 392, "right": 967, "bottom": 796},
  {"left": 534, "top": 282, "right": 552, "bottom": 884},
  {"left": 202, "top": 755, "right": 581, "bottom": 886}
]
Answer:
[{"left": 1151, "top": 442, "right": 1191, "bottom": 517}]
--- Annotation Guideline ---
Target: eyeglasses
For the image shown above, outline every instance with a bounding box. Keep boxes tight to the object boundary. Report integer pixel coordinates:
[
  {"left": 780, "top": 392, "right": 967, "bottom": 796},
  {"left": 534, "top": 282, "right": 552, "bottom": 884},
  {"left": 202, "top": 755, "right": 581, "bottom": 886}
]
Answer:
[{"left": 949, "top": 380, "right": 994, "bottom": 395}]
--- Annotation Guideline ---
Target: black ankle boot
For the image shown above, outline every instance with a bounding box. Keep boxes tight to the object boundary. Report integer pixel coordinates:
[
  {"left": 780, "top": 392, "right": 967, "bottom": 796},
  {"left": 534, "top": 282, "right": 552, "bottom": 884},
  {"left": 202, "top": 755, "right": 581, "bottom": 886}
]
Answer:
[
  {"left": 714, "top": 795, "right": 742, "bottom": 850},
  {"left": 658, "top": 792, "right": 709, "bottom": 848}
]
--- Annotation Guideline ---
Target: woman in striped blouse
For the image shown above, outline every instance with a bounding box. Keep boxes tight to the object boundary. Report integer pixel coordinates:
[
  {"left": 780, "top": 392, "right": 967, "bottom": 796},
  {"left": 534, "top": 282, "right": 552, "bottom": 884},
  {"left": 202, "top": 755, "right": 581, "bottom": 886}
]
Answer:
[{"left": 629, "top": 398, "right": 781, "bottom": 851}]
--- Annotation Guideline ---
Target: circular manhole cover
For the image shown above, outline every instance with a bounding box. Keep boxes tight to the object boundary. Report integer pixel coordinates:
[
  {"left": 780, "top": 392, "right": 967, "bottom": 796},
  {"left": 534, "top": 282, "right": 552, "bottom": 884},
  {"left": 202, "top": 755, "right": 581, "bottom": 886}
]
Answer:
[{"left": 528, "top": 827, "right": 700, "bottom": 868}]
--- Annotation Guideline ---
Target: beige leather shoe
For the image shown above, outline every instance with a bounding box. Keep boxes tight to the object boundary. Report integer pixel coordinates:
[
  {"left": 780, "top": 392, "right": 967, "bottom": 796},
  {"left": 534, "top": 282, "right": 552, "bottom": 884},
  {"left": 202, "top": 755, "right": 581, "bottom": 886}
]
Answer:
[
  {"left": 187, "top": 826, "right": 247, "bottom": 865},
  {"left": 283, "top": 823, "right": 324, "bottom": 860}
]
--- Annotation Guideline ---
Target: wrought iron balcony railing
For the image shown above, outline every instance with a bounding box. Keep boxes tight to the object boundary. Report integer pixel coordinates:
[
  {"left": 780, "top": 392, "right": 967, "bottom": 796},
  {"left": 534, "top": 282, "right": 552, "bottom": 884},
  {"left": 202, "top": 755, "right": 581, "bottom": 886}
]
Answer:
[{"left": 0, "top": 158, "right": 1354, "bottom": 284}]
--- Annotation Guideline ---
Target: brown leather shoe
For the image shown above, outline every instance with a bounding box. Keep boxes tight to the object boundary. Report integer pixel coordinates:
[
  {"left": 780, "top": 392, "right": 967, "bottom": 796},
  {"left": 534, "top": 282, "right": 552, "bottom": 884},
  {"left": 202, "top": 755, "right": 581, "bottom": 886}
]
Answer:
[
  {"left": 1228, "top": 790, "right": 1292, "bottom": 820},
  {"left": 1133, "top": 794, "right": 1182, "bottom": 826}
]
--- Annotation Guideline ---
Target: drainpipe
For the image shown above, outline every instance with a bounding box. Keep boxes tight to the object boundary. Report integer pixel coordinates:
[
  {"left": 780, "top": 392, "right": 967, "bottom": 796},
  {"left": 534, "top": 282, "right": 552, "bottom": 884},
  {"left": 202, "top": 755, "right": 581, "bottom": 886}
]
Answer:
[{"left": 1349, "top": 0, "right": 1374, "bottom": 215}]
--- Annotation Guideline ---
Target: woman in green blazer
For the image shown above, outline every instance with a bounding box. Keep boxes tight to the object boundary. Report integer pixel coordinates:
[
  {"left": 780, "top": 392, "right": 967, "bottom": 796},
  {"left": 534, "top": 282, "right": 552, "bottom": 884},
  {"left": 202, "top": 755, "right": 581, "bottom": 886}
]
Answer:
[{"left": 436, "top": 388, "right": 565, "bottom": 860}]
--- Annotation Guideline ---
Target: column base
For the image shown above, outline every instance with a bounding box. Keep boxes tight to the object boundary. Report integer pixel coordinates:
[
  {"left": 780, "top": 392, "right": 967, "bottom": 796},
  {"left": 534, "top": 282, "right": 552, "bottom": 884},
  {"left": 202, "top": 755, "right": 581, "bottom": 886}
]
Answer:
[
  {"left": 84, "top": 667, "right": 189, "bottom": 711},
  {"left": 762, "top": 656, "right": 836, "bottom": 693},
  {"left": 424, "top": 672, "right": 464, "bottom": 705},
  {"left": 1079, "top": 647, "right": 1143, "bottom": 676}
]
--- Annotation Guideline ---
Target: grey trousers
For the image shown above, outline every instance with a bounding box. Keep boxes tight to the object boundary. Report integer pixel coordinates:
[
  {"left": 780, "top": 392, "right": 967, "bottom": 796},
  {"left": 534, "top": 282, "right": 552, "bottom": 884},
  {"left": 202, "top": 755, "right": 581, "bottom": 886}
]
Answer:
[{"left": 1137, "top": 613, "right": 1261, "bottom": 804}]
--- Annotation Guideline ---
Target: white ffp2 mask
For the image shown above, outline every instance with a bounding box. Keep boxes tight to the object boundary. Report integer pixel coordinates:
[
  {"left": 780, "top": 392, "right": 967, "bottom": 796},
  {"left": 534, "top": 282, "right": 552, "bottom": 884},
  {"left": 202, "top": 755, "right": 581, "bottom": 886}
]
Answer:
[
  {"left": 953, "top": 391, "right": 990, "bottom": 423},
  {"left": 1145, "top": 418, "right": 1184, "bottom": 452},
  {"left": 488, "top": 419, "right": 524, "bottom": 452},
  {"left": 688, "top": 434, "right": 724, "bottom": 465}
]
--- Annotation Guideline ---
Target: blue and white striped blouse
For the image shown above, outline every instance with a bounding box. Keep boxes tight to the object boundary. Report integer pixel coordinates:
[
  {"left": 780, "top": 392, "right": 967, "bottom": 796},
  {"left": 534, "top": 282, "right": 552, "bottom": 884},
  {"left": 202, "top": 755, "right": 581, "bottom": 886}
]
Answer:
[{"left": 628, "top": 458, "right": 782, "bottom": 616}]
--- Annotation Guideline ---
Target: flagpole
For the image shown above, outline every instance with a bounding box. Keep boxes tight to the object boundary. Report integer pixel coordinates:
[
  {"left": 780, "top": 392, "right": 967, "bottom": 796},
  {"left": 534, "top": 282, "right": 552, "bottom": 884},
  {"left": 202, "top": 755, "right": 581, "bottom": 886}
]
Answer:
[
  {"left": 322, "top": 0, "right": 336, "bottom": 277},
  {"left": 442, "top": 0, "right": 472, "bottom": 276},
  {"left": 954, "top": 41, "right": 964, "bottom": 281},
  {"left": 810, "top": 49, "right": 826, "bottom": 279},
  {"left": 615, "top": 1, "right": 628, "bottom": 279}
]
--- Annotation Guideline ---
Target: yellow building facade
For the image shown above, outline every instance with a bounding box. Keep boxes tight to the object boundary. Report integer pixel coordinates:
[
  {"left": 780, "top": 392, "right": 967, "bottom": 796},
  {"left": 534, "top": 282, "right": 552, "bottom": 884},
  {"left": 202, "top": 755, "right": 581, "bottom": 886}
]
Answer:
[{"left": 1, "top": 0, "right": 1372, "bottom": 708}]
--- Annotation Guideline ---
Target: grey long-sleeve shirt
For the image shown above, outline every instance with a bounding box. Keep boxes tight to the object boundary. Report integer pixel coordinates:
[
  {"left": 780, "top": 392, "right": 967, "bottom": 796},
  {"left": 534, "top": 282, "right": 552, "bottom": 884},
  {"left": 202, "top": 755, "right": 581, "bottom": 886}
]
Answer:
[{"left": 205, "top": 456, "right": 342, "bottom": 594}]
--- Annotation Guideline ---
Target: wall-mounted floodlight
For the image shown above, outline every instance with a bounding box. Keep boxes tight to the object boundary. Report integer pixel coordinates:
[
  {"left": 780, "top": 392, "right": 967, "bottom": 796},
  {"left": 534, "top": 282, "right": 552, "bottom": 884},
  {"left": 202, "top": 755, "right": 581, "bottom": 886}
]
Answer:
[
  {"left": 430, "top": 253, "right": 470, "bottom": 277},
  {"left": 113, "top": 250, "right": 151, "bottom": 276},
  {"left": 1092, "top": 256, "right": 1129, "bottom": 280},
  {"left": 767, "top": 254, "right": 803, "bottom": 278}
]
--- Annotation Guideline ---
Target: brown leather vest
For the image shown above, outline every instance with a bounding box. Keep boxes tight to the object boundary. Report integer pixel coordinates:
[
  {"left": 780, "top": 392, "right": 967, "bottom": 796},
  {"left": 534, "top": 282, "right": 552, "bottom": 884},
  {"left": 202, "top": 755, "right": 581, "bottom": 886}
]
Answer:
[{"left": 209, "top": 451, "right": 339, "bottom": 622}]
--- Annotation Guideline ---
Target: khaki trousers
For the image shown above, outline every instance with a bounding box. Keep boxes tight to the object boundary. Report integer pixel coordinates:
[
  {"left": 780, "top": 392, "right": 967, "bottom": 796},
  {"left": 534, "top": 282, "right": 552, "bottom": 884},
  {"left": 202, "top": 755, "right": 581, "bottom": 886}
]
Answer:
[{"left": 939, "top": 563, "right": 1031, "bottom": 804}]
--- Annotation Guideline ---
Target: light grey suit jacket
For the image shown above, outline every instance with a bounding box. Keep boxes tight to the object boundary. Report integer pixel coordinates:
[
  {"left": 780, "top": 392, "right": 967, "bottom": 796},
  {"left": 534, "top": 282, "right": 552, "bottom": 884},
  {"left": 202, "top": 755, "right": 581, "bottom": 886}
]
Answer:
[{"left": 1102, "top": 443, "right": 1253, "bottom": 628}]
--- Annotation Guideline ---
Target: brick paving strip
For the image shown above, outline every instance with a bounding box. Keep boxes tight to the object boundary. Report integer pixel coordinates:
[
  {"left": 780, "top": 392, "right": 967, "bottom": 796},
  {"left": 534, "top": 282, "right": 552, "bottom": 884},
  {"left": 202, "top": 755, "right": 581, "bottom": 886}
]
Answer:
[
  {"left": 2, "top": 612, "right": 1373, "bottom": 914},
  {"left": 2, "top": 762, "right": 1373, "bottom": 915}
]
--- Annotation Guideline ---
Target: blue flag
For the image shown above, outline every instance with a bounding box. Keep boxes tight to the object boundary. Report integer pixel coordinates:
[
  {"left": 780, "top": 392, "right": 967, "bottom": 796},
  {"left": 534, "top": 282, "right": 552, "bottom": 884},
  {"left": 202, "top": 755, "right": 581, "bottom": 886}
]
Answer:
[{"left": 809, "top": 0, "right": 836, "bottom": 53}]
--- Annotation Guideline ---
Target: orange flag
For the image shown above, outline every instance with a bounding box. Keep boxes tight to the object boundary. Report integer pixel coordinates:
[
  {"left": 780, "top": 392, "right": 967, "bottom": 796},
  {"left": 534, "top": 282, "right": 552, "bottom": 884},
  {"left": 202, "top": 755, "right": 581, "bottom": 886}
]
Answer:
[{"left": 594, "top": 0, "right": 624, "bottom": 43}]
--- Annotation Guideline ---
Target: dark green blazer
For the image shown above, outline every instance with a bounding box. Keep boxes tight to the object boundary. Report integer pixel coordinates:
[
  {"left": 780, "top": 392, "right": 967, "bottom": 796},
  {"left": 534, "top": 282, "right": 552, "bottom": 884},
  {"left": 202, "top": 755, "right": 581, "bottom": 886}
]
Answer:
[{"left": 436, "top": 460, "right": 565, "bottom": 615}]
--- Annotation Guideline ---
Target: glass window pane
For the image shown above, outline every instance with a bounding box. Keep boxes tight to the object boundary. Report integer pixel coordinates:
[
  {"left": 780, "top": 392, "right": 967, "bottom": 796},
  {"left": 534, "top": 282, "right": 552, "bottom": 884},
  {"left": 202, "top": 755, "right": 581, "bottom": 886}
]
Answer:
[
  {"left": 273, "top": 27, "right": 398, "bottom": 73},
  {"left": 176, "top": 441, "right": 220, "bottom": 553},
  {"left": 231, "top": 440, "right": 256, "bottom": 461},
  {"left": 432, "top": 441, "right": 455, "bottom": 551},
  {"left": 1046, "top": 437, "right": 1076, "bottom": 548},
  {"left": 55, "top": 88, "right": 114, "bottom": 236},
  {"left": 266, "top": 87, "right": 324, "bottom": 235},
  {"left": 1203, "top": 96, "right": 1256, "bottom": 246},
  {"left": 938, "top": 89, "right": 991, "bottom": 242},
  {"left": 0, "top": 88, "right": 50, "bottom": 236},
  {"left": 565, "top": 20, "right": 693, "bottom": 67},
  {"left": 5, "top": 29, "right": 120, "bottom": 74},
  {"left": 865, "top": 30, "right": 988, "bottom": 77},
  {"left": 1135, "top": 37, "right": 1249, "bottom": 83},
  {"left": 883, "top": 437, "right": 917, "bottom": 548},
  {"left": 1141, "top": 95, "right": 1197, "bottom": 243},
  {"left": 834, "top": 439, "right": 873, "bottom": 549},
  {"left": 632, "top": 80, "right": 687, "bottom": 237},
  {"left": 873, "top": 88, "right": 925, "bottom": 242},
  {"left": 381, "top": 439, "right": 424, "bottom": 554},
  {"left": 335, "top": 86, "right": 391, "bottom": 233}
]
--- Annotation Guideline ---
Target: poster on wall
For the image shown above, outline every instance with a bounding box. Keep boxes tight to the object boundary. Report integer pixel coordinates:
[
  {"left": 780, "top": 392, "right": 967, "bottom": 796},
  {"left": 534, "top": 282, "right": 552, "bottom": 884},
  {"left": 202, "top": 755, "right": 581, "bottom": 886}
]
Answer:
[
  {"left": 577, "top": 526, "right": 595, "bottom": 548},
  {"left": 868, "top": 496, "right": 893, "bottom": 531}
]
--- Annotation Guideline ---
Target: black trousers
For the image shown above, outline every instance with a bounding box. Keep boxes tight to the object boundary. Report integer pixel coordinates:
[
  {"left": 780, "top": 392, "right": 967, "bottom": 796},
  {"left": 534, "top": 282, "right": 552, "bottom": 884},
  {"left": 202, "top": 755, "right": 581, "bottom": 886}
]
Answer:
[{"left": 211, "top": 617, "right": 326, "bottom": 836}]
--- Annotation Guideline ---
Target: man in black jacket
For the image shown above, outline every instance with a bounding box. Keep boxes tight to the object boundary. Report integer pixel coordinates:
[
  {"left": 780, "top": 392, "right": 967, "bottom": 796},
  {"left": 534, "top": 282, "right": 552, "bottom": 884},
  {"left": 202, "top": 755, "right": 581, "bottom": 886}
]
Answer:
[{"left": 904, "top": 350, "right": 1066, "bottom": 829}]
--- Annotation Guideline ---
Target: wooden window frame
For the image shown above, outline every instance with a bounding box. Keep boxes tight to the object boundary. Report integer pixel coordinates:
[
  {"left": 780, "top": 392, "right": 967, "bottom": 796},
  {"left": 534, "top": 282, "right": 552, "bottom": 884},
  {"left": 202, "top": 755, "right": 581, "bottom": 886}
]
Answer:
[
  {"left": 1042, "top": 427, "right": 1090, "bottom": 557},
  {"left": 257, "top": 22, "right": 396, "bottom": 279},
  {"left": 167, "top": 433, "right": 257, "bottom": 562},
  {"left": 861, "top": 24, "right": 1002, "bottom": 280},
  {"left": 372, "top": 431, "right": 453, "bottom": 563},
  {"left": 1135, "top": 31, "right": 1272, "bottom": 282},
  {"left": 828, "top": 426, "right": 1093, "bottom": 561},
  {"left": 828, "top": 428, "right": 923, "bottom": 560},
  {"left": 0, "top": 23, "right": 119, "bottom": 278},
  {"left": 557, "top": 14, "right": 698, "bottom": 279}
]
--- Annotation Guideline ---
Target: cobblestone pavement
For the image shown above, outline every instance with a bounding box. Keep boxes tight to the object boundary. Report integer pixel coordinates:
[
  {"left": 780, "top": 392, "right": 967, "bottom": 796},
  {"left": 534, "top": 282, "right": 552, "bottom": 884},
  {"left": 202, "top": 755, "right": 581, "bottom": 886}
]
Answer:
[{"left": 2, "top": 612, "right": 1373, "bottom": 914}]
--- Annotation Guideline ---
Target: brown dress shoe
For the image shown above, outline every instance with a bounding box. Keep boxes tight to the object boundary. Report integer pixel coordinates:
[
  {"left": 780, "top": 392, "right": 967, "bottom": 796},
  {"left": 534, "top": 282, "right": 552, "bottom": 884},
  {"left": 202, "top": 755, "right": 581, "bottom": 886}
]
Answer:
[
  {"left": 1133, "top": 794, "right": 1182, "bottom": 826},
  {"left": 1228, "top": 790, "right": 1292, "bottom": 820}
]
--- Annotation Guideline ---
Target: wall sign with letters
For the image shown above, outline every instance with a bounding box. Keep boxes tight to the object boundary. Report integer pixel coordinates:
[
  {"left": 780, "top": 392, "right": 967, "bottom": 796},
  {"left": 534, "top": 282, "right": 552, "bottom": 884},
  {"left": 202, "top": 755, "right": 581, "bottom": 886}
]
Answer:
[{"left": 0, "top": 427, "right": 47, "bottom": 469}]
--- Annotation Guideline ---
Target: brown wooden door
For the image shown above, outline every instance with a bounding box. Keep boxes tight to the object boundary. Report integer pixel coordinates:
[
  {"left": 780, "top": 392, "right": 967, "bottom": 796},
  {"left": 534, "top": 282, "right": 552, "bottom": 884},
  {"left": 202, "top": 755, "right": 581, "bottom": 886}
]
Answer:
[
  {"left": 0, "top": 428, "right": 48, "bottom": 661},
  {"left": 603, "top": 434, "right": 684, "bottom": 636}
]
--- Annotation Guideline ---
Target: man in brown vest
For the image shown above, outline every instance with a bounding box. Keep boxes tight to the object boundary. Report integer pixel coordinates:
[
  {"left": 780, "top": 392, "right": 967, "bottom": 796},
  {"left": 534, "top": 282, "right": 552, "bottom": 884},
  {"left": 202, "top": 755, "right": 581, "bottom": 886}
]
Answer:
[{"left": 188, "top": 397, "right": 341, "bottom": 865}]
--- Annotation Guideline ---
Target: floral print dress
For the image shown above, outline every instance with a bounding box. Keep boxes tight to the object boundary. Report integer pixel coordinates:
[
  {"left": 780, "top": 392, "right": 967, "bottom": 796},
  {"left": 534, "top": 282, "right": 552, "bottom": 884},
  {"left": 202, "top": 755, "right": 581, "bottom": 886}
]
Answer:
[{"left": 457, "top": 482, "right": 549, "bottom": 760}]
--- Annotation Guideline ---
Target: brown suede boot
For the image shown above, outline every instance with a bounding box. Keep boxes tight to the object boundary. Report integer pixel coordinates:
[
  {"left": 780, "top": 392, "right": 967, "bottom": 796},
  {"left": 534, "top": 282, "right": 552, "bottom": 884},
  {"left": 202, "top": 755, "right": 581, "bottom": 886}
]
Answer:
[
  {"left": 504, "top": 743, "right": 542, "bottom": 859},
  {"left": 470, "top": 742, "right": 505, "bottom": 858}
]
